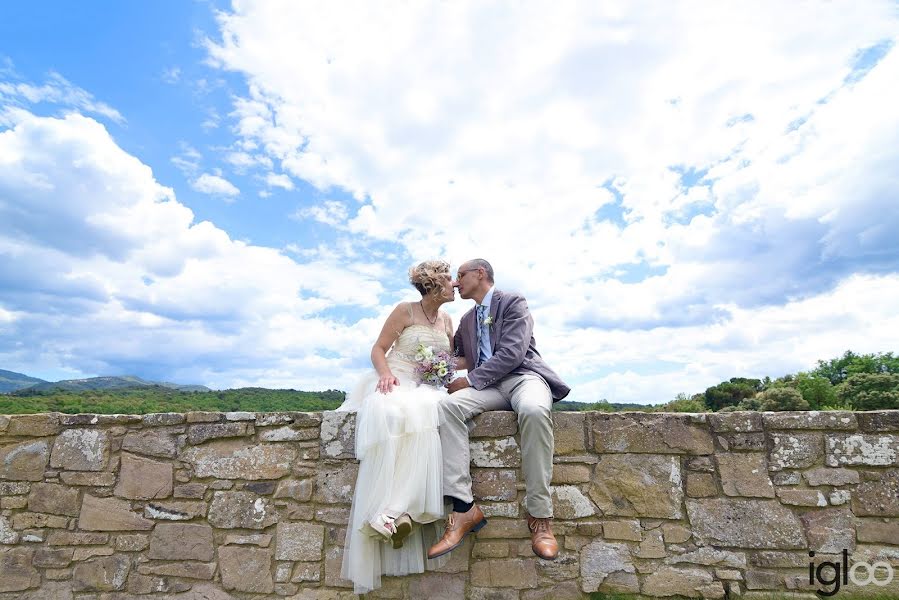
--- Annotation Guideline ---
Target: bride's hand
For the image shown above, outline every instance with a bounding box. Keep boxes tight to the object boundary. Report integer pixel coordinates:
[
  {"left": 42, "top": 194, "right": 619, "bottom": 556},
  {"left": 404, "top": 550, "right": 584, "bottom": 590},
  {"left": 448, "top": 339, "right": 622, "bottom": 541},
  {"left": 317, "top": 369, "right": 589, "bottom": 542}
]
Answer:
[{"left": 377, "top": 373, "right": 400, "bottom": 394}]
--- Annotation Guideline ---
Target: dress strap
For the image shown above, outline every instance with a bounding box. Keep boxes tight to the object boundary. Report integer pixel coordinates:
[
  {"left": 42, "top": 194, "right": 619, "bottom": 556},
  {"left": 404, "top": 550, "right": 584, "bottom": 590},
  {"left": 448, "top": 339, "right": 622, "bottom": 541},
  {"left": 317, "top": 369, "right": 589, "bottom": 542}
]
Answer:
[{"left": 407, "top": 302, "right": 414, "bottom": 322}]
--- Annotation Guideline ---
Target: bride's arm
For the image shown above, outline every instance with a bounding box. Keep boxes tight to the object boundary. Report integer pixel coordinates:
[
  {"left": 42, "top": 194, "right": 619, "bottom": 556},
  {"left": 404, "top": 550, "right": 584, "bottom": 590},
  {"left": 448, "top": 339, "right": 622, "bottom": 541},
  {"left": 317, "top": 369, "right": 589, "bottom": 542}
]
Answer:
[{"left": 371, "top": 303, "right": 410, "bottom": 394}]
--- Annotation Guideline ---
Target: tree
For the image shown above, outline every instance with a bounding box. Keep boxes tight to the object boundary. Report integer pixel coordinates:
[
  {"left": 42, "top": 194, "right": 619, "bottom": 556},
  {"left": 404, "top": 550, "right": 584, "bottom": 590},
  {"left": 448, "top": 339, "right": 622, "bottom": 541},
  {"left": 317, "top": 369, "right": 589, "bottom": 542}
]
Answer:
[
  {"left": 813, "top": 351, "right": 899, "bottom": 385},
  {"left": 656, "top": 393, "right": 708, "bottom": 413},
  {"left": 836, "top": 373, "right": 899, "bottom": 410},
  {"left": 705, "top": 378, "right": 762, "bottom": 411},
  {"left": 793, "top": 373, "right": 837, "bottom": 409},
  {"left": 753, "top": 387, "right": 810, "bottom": 411}
]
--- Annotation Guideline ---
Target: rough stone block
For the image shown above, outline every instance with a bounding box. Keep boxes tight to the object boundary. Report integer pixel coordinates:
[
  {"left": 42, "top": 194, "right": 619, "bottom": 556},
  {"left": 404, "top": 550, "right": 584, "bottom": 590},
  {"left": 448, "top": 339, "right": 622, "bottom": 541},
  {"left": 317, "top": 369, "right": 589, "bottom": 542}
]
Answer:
[
  {"left": 187, "top": 422, "right": 252, "bottom": 445},
  {"left": 776, "top": 488, "right": 828, "bottom": 507},
  {"left": 0, "top": 439, "right": 49, "bottom": 481},
  {"left": 276, "top": 522, "right": 324, "bottom": 561},
  {"left": 470, "top": 437, "right": 521, "bottom": 468},
  {"left": 800, "top": 507, "right": 854, "bottom": 553},
  {"left": 217, "top": 546, "right": 274, "bottom": 593},
  {"left": 78, "top": 494, "right": 153, "bottom": 531},
  {"left": 685, "top": 499, "right": 806, "bottom": 549},
  {"left": 0, "top": 515, "right": 18, "bottom": 544},
  {"left": 114, "top": 453, "right": 173, "bottom": 500},
  {"left": 852, "top": 470, "right": 899, "bottom": 516},
  {"left": 27, "top": 482, "right": 80, "bottom": 516},
  {"left": 856, "top": 520, "right": 899, "bottom": 544},
  {"left": 857, "top": 410, "right": 899, "bottom": 432},
  {"left": 553, "top": 412, "right": 586, "bottom": 455},
  {"left": 709, "top": 412, "right": 764, "bottom": 433},
  {"left": 602, "top": 520, "right": 641, "bottom": 541},
  {"left": 50, "top": 428, "right": 109, "bottom": 471},
  {"left": 182, "top": 439, "right": 296, "bottom": 480},
  {"left": 115, "top": 533, "right": 149, "bottom": 552},
  {"left": 643, "top": 566, "right": 722, "bottom": 598},
  {"left": 717, "top": 453, "right": 775, "bottom": 498},
  {"left": 33, "top": 547, "right": 73, "bottom": 568},
  {"left": 0, "top": 547, "right": 39, "bottom": 592},
  {"left": 769, "top": 432, "right": 823, "bottom": 470},
  {"left": 408, "top": 573, "right": 466, "bottom": 599},
  {"left": 662, "top": 523, "right": 693, "bottom": 544},
  {"left": 12, "top": 511, "right": 69, "bottom": 529},
  {"left": 274, "top": 479, "right": 313, "bottom": 502},
  {"left": 6, "top": 414, "right": 61, "bottom": 436},
  {"left": 174, "top": 482, "right": 208, "bottom": 498},
  {"left": 826, "top": 433, "right": 899, "bottom": 467},
  {"left": 320, "top": 410, "right": 356, "bottom": 459},
  {"left": 258, "top": 426, "right": 319, "bottom": 442},
  {"left": 59, "top": 471, "right": 116, "bottom": 486},
  {"left": 313, "top": 462, "right": 359, "bottom": 504},
  {"left": 47, "top": 531, "right": 109, "bottom": 546},
  {"left": 141, "top": 412, "right": 186, "bottom": 426},
  {"left": 472, "top": 468, "right": 518, "bottom": 501},
  {"left": 208, "top": 491, "right": 278, "bottom": 529},
  {"left": 137, "top": 561, "right": 216, "bottom": 580},
  {"left": 592, "top": 413, "right": 714, "bottom": 455},
  {"left": 291, "top": 561, "right": 322, "bottom": 583},
  {"left": 551, "top": 485, "right": 597, "bottom": 519},
  {"left": 72, "top": 554, "right": 130, "bottom": 591},
  {"left": 471, "top": 411, "right": 518, "bottom": 437},
  {"left": 470, "top": 558, "right": 539, "bottom": 589},
  {"left": 121, "top": 429, "right": 180, "bottom": 458},
  {"left": 764, "top": 411, "right": 857, "bottom": 430},
  {"left": 149, "top": 523, "right": 214, "bottom": 561},
  {"left": 589, "top": 454, "right": 683, "bottom": 518},
  {"left": 803, "top": 467, "right": 860, "bottom": 487},
  {"left": 551, "top": 463, "right": 592, "bottom": 484},
  {"left": 579, "top": 540, "right": 635, "bottom": 593}
]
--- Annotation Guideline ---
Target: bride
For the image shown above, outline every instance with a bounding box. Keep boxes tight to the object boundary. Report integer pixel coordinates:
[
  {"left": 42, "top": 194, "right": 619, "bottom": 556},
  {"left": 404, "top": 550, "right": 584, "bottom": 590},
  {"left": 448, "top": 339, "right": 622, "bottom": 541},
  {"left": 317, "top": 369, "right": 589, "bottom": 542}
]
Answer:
[{"left": 337, "top": 260, "right": 463, "bottom": 594}]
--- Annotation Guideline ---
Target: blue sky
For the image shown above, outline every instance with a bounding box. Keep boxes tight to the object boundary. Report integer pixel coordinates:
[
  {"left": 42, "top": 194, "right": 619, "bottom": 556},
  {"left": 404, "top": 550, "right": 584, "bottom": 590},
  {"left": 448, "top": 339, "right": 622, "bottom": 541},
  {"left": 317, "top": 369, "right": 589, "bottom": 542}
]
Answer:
[{"left": 1, "top": 1, "right": 898, "bottom": 403}]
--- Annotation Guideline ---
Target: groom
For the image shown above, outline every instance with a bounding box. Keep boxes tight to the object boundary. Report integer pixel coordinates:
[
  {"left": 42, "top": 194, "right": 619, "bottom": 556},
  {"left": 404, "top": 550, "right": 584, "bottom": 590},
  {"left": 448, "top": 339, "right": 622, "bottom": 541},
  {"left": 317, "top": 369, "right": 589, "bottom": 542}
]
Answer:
[{"left": 428, "top": 259, "right": 570, "bottom": 561}]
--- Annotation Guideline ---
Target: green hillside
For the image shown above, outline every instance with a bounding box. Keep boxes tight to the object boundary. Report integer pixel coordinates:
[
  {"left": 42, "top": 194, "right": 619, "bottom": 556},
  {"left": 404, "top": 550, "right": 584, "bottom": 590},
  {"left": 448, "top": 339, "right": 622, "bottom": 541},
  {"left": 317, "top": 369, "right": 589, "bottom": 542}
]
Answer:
[
  {"left": 0, "top": 369, "right": 48, "bottom": 393},
  {"left": 1, "top": 387, "right": 345, "bottom": 414}
]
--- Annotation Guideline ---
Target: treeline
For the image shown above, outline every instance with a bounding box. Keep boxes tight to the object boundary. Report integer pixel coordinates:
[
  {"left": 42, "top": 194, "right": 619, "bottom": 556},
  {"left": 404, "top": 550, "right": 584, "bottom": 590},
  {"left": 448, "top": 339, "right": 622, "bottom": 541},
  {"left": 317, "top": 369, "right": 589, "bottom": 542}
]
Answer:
[
  {"left": 657, "top": 350, "right": 899, "bottom": 413},
  {"left": 0, "top": 386, "right": 345, "bottom": 415},
  {"left": 2, "top": 351, "right": 895, "bottom": 415}
]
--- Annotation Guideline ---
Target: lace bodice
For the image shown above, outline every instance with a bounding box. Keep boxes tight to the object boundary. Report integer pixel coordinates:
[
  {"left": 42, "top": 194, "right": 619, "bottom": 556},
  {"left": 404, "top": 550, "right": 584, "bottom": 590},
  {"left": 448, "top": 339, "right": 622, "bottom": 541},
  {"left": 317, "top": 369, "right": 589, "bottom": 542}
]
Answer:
[{"left": 387, "top": 324, "right": 451, "bottom": 381}]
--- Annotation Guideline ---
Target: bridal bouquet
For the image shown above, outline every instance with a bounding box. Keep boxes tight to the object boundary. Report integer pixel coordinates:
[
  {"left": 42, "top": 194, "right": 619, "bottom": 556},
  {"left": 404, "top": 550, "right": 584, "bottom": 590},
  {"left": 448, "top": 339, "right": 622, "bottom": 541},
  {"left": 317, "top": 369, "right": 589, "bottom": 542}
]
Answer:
[{"left": 413, "top": 343, "right": 457, "bottom": 388}]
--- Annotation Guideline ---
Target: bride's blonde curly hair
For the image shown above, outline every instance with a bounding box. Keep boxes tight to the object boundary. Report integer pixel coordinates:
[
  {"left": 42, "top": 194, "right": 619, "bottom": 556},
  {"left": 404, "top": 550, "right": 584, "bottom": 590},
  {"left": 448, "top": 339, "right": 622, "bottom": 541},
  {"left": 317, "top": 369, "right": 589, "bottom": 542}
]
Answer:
[{"left": 409, "top": 260, "right": 450, "bottom": 297}]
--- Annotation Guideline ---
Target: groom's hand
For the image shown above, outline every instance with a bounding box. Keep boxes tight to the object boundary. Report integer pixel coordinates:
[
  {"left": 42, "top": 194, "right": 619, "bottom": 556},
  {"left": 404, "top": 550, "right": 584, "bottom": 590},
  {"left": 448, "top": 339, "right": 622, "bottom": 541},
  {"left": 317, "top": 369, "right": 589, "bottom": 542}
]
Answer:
[{"left": 447, "top": 377, "right": 470, "bottom": 394}]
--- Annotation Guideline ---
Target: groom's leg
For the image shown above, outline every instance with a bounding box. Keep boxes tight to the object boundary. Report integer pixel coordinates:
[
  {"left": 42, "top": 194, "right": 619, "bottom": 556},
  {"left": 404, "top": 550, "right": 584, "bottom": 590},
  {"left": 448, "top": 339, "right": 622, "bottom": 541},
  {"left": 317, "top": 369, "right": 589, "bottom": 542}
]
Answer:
[
  {"left": 439, "top": 386, "right": 508, "bottom": 504},
  {"left": 502, "top": 374, "right": 554, "bottom": 518}
]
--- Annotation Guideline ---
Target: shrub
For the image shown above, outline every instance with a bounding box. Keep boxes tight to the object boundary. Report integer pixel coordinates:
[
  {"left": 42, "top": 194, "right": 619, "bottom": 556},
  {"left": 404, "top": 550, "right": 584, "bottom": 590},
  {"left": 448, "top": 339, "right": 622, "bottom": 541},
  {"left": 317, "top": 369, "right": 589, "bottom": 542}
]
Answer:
[
  {"left": 657, "top": 393, "right": 708, "bottom": 413},
  {"left": 837, "top": 373, "right": 899, "bottom": 410},
  {"left": 753, "top": 387, "right": 810, "bottom": 411}
]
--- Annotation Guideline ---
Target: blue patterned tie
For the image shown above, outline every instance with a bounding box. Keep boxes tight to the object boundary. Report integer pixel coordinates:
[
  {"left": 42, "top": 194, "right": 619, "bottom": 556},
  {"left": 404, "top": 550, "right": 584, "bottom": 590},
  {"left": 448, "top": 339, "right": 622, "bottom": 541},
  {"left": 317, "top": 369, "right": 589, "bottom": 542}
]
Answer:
[{"left": 476, "top": 305, "right": 487, "bottom": 367}]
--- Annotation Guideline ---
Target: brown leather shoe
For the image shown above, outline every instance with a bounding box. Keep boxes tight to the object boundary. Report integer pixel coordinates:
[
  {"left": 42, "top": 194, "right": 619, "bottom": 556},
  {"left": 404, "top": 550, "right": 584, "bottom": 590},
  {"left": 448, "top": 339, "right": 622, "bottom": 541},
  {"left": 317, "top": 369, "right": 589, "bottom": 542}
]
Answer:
[
  {"left": 427, "top": 505, "right": 487, "bottom": 559},
  {"left": 527, "top": 513, "right": 558, "bottom": 560}
]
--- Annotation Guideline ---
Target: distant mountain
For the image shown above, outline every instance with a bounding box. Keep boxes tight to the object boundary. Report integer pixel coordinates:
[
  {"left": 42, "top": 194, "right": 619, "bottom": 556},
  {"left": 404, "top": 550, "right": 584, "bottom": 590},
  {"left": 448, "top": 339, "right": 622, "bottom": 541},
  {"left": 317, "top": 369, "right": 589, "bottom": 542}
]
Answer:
[
  {"left": 0, "top": 369, "right": 48, "bottom": 393},
  {"left": 2, "top": 371, "right": 210, "bottom": 394}
]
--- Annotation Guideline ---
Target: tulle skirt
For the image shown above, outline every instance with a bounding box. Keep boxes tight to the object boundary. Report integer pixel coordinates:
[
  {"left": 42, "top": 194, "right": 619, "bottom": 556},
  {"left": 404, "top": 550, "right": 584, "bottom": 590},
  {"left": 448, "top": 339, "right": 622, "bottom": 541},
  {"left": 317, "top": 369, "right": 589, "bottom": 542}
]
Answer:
[{"left": 337, "top": 372, "right": 449, "bottom": 594}]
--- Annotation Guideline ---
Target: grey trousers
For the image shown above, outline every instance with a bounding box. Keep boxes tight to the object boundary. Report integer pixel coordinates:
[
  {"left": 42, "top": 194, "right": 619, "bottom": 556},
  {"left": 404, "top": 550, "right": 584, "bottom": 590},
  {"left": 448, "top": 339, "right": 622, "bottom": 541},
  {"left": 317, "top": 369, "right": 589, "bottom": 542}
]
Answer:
[{"left": 439, "top": 373, "right": 554, "bottom": 518}]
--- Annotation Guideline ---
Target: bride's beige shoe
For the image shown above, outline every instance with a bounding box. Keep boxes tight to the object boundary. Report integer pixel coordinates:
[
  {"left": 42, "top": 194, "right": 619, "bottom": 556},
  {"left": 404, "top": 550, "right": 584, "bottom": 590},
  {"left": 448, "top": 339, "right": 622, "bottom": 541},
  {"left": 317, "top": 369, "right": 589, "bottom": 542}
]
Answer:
[{"left": 391, "top": 514, "right": 413, "bottom": 549}]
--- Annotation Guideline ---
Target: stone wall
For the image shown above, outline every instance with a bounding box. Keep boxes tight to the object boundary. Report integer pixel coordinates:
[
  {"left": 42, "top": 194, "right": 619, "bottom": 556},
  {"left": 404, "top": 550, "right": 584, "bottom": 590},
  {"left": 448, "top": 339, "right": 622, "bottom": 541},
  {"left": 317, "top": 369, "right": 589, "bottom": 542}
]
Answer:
[{"left": 1, "top": 410, "right": 898, "bottom": 600}]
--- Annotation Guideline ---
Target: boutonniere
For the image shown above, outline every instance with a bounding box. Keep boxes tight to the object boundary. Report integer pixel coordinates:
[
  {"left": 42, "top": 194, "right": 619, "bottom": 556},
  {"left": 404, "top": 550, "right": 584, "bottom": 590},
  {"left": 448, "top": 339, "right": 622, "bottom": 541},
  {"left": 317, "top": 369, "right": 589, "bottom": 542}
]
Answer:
[{"left": 483, "top": 316, "right": 493, "bottom": 327}]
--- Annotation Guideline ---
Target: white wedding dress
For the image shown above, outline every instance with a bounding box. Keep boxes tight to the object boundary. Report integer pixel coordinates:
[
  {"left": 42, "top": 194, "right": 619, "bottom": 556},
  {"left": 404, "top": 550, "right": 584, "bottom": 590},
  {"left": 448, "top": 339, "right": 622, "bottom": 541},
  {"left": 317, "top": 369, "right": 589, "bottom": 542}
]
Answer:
[{"left": 337, "top": 323, "right": 451, "bottom": 594}]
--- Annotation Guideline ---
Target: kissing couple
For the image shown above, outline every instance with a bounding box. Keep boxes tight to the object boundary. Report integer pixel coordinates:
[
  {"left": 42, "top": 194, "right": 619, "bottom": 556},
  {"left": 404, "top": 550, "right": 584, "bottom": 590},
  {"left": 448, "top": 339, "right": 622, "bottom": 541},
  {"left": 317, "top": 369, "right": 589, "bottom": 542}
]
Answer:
[{"left": 337, "top": 258, "right": 570, "bottom": 594}]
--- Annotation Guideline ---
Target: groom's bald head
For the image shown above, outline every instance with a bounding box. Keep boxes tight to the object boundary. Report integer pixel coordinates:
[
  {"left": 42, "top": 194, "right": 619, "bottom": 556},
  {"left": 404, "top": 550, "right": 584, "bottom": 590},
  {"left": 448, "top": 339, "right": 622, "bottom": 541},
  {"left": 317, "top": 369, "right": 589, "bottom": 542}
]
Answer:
[{"left": 463, "top": 259, "right": 494, "bottom": 283}]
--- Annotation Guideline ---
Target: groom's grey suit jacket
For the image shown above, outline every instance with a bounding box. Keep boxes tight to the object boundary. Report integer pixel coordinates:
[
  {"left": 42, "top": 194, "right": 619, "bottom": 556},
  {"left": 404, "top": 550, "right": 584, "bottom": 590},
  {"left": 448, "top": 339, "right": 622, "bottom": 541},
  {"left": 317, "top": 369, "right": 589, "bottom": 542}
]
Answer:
[{"left": 454, "top": 288, "right": 570, "bottom": 401}]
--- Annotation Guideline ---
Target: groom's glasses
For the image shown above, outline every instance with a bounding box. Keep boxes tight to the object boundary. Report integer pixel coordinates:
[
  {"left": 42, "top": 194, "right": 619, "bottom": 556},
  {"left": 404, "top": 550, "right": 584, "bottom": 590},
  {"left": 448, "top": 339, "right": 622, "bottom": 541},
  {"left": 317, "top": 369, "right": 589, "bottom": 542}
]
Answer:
[{"left": 456, "top": 268, "right": 480, "bottom": 280}]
